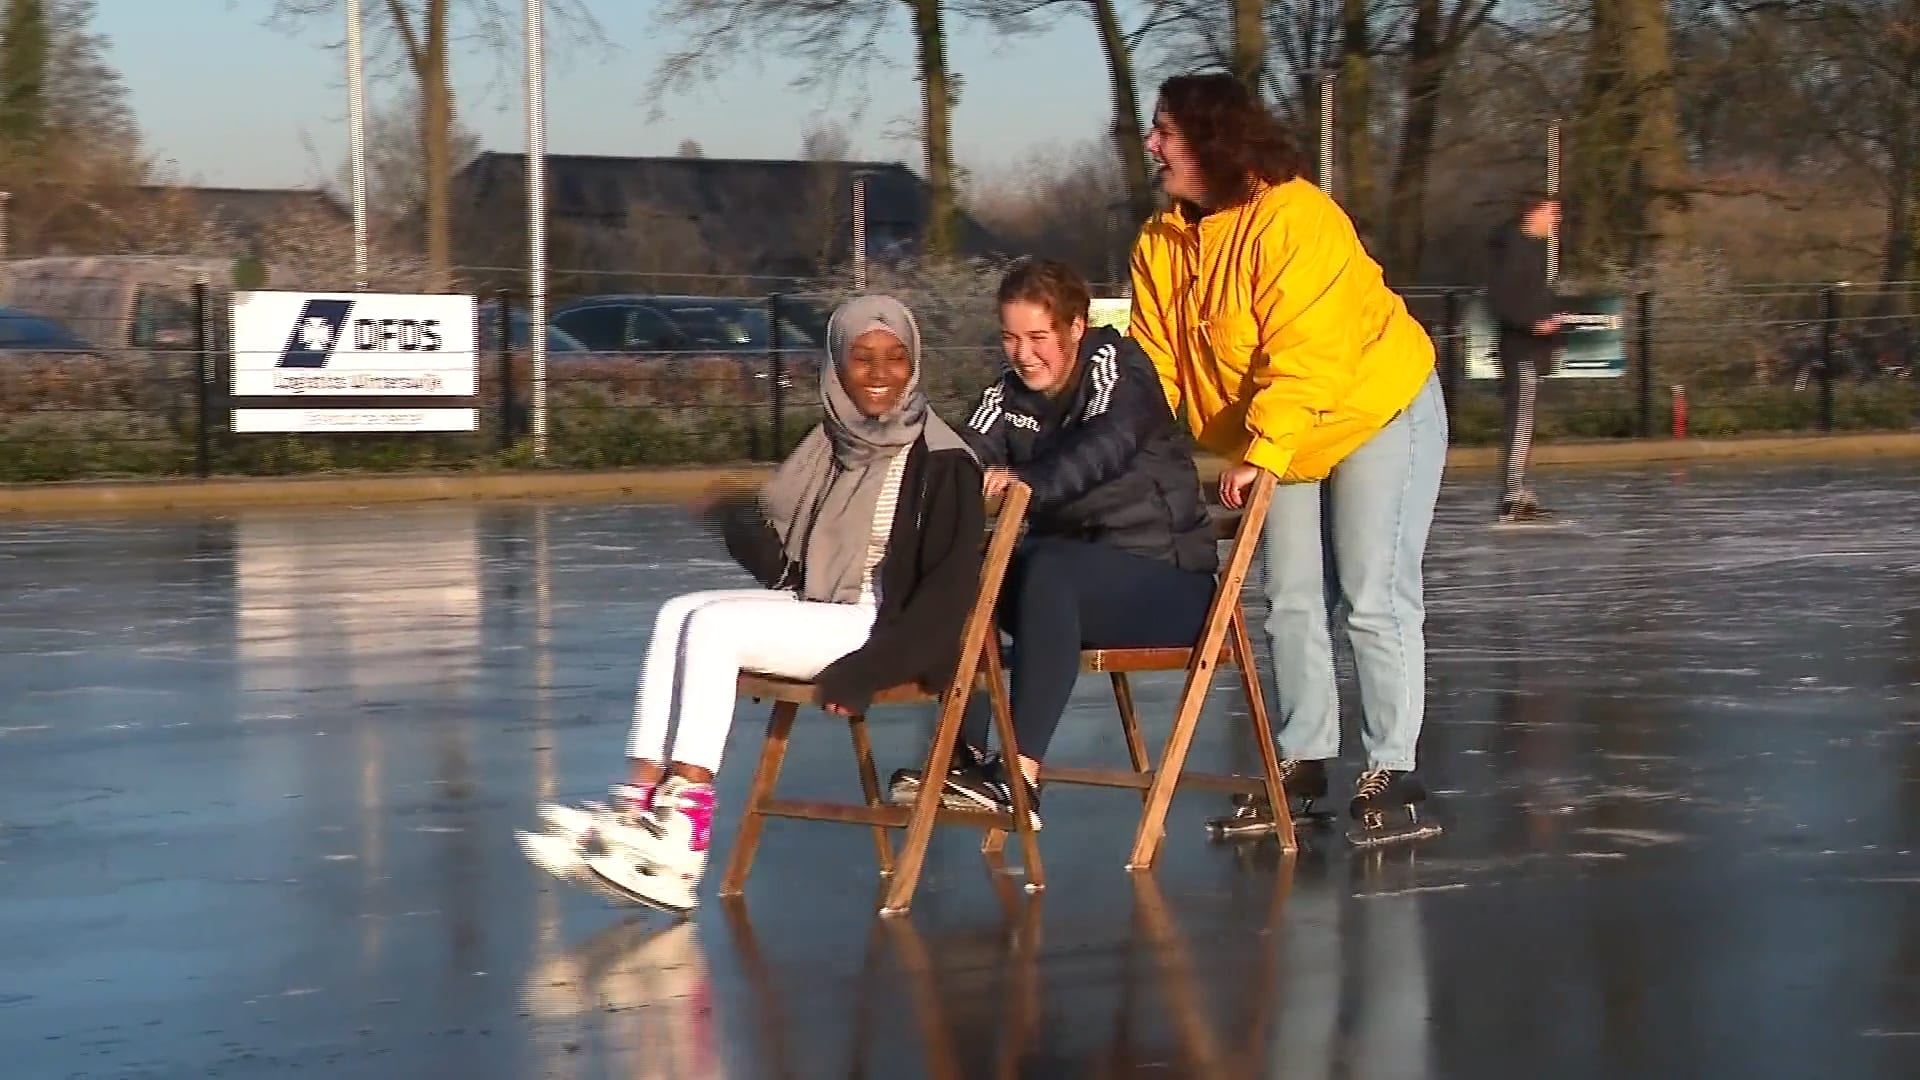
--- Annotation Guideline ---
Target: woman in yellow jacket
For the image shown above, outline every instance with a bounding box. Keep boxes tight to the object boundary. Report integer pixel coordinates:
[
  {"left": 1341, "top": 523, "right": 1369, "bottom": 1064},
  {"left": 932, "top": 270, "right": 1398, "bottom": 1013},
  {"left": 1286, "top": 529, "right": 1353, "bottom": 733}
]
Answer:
[{"left": 1129, "top": 73, "right": 1447, "bottom": 847}]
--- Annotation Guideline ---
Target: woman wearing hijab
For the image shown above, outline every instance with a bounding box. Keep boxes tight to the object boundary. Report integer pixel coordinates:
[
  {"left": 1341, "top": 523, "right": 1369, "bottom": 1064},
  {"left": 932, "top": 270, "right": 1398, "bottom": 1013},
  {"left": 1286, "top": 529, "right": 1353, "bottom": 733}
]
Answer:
[
  {"left": 519, "top": 295, "right": 984, "bottom": 913},
  {"left": 1128, "top": 73, "right": 1446, "bottom": 848}
]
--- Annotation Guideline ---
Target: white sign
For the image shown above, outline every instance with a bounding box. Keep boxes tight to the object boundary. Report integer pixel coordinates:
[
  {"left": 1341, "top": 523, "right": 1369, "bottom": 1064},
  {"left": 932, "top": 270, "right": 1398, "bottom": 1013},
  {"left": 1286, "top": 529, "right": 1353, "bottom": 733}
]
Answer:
[
  {"left": 233, "top": 408, "right": 478, "bottom": 433},
  {"left": 230, "top": 290, "right": 479, "bottom": 432}
]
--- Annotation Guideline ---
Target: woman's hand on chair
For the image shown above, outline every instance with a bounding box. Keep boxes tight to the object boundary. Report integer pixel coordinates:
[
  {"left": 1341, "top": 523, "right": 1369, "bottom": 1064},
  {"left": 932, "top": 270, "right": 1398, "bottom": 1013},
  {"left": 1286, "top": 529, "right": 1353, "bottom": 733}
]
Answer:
[
  {"left": 982, "top": 466, "right": 1015, "bottom": 499},
  {"left": 1219, "top": 462, "right": 1267, "bottom": 510}
]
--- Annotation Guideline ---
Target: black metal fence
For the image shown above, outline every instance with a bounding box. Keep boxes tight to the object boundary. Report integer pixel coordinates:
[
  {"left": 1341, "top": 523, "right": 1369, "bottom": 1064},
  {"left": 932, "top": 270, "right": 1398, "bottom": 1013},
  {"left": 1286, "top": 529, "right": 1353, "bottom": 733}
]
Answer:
[{"left": 0, "top": 282, "right": 1912, "bottom": 482}]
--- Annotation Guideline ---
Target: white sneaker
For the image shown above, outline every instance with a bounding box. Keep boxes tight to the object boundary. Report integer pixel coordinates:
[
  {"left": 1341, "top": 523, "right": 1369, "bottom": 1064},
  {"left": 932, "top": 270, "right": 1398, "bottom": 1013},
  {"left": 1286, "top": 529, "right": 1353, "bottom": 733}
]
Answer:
[{"left": 583, "top": 777, "right": 713, "bottom": 914}]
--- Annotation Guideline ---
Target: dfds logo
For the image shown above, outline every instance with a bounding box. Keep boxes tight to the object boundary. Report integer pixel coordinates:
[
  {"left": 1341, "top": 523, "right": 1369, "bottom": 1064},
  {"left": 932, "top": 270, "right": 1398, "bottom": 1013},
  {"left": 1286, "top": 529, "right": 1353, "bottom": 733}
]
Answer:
[
  {"left": 353, "top": 318, "right": 443, "bottom": 352},
  {"left": 277, "top": 299, "right": 447, "bottom": 368},
  {"left": 278, "top": 299, "right": 354, "bottom": 368}
]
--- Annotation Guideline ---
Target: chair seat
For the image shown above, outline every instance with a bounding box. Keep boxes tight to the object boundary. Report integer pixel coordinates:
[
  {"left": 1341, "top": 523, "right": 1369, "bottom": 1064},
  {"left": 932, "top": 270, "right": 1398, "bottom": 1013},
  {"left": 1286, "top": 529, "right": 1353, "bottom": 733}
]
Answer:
[
  {"left": 1080, "top": 642, "right": 1235, "bottom": 673},
  {"left": 737, "top": 671, "right": 941, "bottom": 707}
]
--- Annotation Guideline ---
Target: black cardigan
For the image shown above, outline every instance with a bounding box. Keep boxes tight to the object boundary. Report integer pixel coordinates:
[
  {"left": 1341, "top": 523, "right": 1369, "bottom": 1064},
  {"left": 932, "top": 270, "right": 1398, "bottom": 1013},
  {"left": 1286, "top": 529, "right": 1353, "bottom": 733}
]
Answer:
[{"left": 701, "top": 434, "right": 985, "bottom": 712}]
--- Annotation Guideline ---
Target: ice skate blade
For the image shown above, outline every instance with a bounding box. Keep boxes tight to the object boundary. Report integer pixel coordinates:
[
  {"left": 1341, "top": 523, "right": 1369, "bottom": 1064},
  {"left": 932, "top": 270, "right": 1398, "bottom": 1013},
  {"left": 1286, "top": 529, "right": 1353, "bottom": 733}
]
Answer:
[
  {"left": 1205, "top": 799, "right": 1328, "bottom": 834},
  {"left": 581, "top": 856, "right": 697, "bottom": 918},
  {"left": 1491, "top": 517, "right": 1572, "bottom": 531},
  {"left": 1204, "top": 806, "right": 1334, "bottom": 840},
  {"left": 1344, "top": 822, "right": 1444, "bottom": 848}
]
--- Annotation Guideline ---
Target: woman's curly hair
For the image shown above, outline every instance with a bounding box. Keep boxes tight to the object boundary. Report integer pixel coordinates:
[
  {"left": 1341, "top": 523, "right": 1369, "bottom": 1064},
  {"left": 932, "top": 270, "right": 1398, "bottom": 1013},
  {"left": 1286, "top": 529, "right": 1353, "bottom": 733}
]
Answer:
[{"left": 1157, "top": 73, "right": 1308, "bottom": 206}]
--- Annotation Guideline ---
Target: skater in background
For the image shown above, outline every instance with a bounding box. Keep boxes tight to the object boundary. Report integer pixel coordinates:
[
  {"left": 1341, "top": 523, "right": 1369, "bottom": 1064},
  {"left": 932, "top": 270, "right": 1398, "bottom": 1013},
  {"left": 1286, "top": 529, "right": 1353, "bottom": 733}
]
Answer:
[
  {"left": 1127, "top": 72, "right": 1447, "bottom": 847},
  {"left": 1485, "top": 191, "right": 1562, "bottom": 524},
  {"left": 519, "top": 295, "right": 985, "bottom": 913},
  {"left": 885, "top": 258, "right": 1218, "bottom": 828}
]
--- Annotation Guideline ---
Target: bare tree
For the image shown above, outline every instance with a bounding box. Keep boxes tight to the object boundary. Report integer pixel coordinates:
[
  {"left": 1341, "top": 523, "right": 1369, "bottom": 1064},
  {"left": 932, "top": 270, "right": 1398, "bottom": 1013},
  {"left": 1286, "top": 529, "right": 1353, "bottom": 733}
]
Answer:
[
  {"left": 1722, "top": 1, "right": 1920, "bottom": 295},
  {"left": 1571, "top": 0, "right": 1692, "bottom": 264},
  {"left": 268, "top": 0, "right": 602, "bottom": 289},
  {"left": 1231, "top": 0, "right": 1265, "bottom": 90},
  {"left": 1379, "top": 0, "right": 1502, "bottom": 279},
  {"left": 676, "top": 139, "right": 705, "bottom": 158},
  {"left": 800, "top": 120, "right": 854, "bottom": 162},
  {"left": 966, "top": 0, "right": 1162, "bottom": 227},
  {"left": 333, "top": 87, "right": 481, "bottom": 233},
  {"left": 648, "top": 0, "right": 962, "bottom": 257}
]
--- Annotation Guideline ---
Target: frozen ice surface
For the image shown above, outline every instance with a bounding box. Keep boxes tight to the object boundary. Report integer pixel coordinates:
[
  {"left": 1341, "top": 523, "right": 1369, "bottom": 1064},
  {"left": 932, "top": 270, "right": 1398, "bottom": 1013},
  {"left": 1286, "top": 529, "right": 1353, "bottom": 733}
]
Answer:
[{"left": 0, "top": 460, "right": 1916, "bottom": 1077}]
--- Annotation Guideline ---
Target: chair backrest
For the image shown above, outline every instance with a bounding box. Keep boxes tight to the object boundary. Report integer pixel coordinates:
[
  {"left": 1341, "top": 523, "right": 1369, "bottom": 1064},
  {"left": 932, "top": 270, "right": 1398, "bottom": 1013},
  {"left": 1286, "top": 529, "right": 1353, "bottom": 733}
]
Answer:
[
  {"left": 938, "top": 481, "right": 1032, "bottom": 700},
  {"left": 1197, "top": 472, "right": 1277, "bottom": 632}
]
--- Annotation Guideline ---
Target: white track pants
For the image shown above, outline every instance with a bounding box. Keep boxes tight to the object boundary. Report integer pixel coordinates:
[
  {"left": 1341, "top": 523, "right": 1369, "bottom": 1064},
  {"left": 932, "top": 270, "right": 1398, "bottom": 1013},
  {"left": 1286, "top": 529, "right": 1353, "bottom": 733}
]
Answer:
[{"left": 625, "top": 589, "right": 877, "bottom": 772}]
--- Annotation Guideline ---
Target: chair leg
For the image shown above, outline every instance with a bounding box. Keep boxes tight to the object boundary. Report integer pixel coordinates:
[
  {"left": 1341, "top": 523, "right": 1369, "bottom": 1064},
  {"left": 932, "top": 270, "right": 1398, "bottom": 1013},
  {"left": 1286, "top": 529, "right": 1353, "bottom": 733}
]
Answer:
[
  {"left": 1127, "top": 620, "right": 1233, "bottom": 869},
  {"left": 720, "top": 700, "right": 798, "bottom": 896},
  {"left": 880, "top": 686, "right": 969, "bottom": 915},
  {"left": 847, "top": 712, "right": 896, "bottom": 876},
  {"left": 984, "top": 642, "right": 1044, "bottom": 894},
  {"left": 1231, "top": 605, "right": 1295, "bottom": 853},
  {"left": 1112, "top": 672, "right": 1152, "bottom": 804},
  {"left": 979, "top": 650, "right": 1009, "bottom": 858}
]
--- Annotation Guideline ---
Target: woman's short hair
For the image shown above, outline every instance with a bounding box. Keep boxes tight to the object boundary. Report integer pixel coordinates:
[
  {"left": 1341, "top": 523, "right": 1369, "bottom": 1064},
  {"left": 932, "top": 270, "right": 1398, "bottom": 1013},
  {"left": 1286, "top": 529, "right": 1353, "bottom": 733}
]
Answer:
[
  {"left": 997, "top": 258, "right": 1091, "bottom": 333},
  {"left": 1157, "top": 73, "right": 1308, "bottom": 206}
]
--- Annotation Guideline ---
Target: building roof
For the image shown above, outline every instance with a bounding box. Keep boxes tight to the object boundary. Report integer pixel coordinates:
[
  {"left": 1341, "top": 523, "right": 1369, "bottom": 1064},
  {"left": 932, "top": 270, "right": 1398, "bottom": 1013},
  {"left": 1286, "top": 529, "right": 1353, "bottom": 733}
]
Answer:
[
  {"left": 135, "top": 185, "right": 348, "bottom": 240},
  {"left": 454, "top": 152, "right": 1002, "bottom": 275}
]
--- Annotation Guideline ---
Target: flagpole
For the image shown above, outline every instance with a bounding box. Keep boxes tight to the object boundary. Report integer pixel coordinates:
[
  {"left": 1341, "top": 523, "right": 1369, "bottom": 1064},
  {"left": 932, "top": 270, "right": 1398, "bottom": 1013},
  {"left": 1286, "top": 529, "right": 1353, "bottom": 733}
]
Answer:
[{"left": 526, "top": 0, "right": 549, "bottom": 459}]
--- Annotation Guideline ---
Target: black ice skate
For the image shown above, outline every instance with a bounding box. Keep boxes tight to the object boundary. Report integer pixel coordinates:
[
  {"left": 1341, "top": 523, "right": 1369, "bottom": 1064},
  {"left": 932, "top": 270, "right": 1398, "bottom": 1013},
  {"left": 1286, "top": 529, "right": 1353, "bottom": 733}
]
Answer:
[
  {"left": 1204, "top": 758, "right": 1334, "bottom": 840},
  {"left": 1496, "top": 496, "right": 1557, "bottom": 526},
  {"left": 1497, "top": 499, "right": 1559, "bottom": 526},
  {"left": 1346, "top": 768, "right": 1443, "bottom": 848}
]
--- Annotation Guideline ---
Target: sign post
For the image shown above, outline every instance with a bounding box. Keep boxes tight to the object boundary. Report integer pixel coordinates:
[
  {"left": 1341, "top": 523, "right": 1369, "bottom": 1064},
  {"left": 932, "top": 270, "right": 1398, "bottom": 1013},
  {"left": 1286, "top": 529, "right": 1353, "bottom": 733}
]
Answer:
[{"left": 229, "top": 290, "right": 479, "bottom": 432}]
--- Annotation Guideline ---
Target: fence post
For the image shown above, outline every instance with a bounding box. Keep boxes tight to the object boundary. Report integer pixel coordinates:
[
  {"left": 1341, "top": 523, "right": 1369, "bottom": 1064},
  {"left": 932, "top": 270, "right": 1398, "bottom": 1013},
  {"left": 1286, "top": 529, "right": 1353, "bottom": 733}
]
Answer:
[
  {"left": 1439, "top": 290, "right": 1460, "bottom": 431},
  {"left": 494, "top": 289, "right": 515, "bottom": 451},
  {"left": 767, "top": 292, "right": 786, "bottom": 460},
  {"left": 193, "top": 280, "right": 211, "bottom": 479},
  {"left": 1635, "top": 289, "right": 1654, "bottom": 439},
  {"left": 1818, "top": 285, "right": 1837, "bottom": 433}
]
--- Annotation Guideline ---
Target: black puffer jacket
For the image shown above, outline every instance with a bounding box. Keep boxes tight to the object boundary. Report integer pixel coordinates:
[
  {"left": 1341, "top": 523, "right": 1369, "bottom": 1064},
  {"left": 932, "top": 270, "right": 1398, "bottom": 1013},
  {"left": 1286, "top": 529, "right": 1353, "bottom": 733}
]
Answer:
[
  {"left": 1486, "top": 220, "right": 1557, "bottom": 371},
  {"left": 961, "top": 325, "right": 1216, "bottom": 574}
]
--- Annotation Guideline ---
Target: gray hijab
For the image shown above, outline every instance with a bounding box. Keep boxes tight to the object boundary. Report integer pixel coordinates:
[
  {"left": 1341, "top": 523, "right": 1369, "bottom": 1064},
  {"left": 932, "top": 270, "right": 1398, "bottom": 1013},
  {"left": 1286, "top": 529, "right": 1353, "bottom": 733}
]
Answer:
[{"left": 761, "top": 295, "right": 972, "bottom": 604}]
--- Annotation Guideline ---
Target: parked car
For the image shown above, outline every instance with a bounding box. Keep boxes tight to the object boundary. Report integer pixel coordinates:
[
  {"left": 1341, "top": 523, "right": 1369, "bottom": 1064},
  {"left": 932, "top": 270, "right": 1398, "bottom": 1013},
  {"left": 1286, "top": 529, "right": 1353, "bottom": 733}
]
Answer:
[
  {"left": 0, "top": 306, "right": 96, "bottom": 352},
  {"left": 549, "top": 297, "right": 698, "bottom": 353},
  {"left": 477, "top": 302, "right": 591, "bottom": 355},
  {"left": 550, "top": 295, "right": 820, "bottom": 392},
  {"left": 648, "top": 296, "right": 822, "bottom": 353}
]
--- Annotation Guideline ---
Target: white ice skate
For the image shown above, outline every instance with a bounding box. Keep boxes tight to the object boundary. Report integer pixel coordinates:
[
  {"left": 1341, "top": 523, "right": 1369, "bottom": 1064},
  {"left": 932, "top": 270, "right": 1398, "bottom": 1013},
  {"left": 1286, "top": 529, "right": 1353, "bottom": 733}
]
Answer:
[
  {"left": 536, "top": 783, "right": 653, "bottom": 843},
  {"left": 519, "top": 785, "right": 658, "bottom": 889},
  {"left": 582, "top": 778, "right": 710, "bottom": 916},
  {"left": 518, "top": 827, "right": 591, "bottom": 881}
]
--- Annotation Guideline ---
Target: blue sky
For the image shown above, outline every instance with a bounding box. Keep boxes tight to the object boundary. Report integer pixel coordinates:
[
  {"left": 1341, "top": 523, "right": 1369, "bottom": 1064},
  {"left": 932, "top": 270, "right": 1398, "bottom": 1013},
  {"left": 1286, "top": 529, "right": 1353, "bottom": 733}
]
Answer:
[{"left": 102, "top": 1, "right": 1122, "bottom": 189}]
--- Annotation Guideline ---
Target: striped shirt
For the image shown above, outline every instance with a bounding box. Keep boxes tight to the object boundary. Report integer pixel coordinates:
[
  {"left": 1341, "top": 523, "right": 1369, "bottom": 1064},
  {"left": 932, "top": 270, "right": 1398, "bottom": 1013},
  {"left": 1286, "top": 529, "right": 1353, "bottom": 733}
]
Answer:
[{"left": 858, "top": 451, "right": 909, "bottom": 606}]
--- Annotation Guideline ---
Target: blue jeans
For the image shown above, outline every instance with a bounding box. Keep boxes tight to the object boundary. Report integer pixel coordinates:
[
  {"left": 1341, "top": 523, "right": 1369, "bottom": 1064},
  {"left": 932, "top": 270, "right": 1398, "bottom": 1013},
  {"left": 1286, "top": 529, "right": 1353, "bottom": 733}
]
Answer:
[{"left": 1258, "top": 373, "right": 1446, "bottom": 772}]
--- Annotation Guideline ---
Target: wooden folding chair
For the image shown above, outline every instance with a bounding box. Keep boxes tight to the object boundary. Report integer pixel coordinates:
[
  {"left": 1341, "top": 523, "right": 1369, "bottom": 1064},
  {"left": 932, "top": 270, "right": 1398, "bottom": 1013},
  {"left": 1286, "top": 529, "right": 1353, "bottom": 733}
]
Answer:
[
  {"left": 718, "top": 482, "right": 1041, "bottom": 917},
  {"left": 1033, "top": 471, "right": 1297, "bottom": 863}
]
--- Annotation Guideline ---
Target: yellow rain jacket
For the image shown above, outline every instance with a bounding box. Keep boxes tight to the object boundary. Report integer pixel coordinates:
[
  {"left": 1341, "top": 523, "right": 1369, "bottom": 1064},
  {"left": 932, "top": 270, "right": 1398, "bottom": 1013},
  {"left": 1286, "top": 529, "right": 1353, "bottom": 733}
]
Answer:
[{"left": 1128, "top": 178, "right": 1435, "bottom": 483}]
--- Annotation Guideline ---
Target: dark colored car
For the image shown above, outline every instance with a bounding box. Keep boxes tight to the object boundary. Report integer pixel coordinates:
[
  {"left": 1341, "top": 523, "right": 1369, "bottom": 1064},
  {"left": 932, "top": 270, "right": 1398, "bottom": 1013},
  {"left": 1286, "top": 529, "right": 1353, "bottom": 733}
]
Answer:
[
  {"left": 0, "top": 306, "right": 95, "bottom": 352},
  {"left": 477, "top": 302, "right": 591, "bottom": 355},
  {"left": 549, "top": 298, "right": 697, "bottom": 354},
  {"left": 550, "top": 295, "right": 821, "bottom": 391}
]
